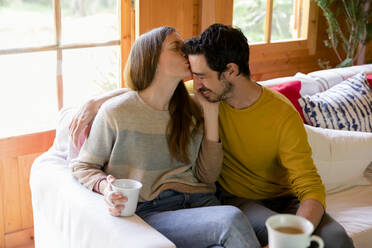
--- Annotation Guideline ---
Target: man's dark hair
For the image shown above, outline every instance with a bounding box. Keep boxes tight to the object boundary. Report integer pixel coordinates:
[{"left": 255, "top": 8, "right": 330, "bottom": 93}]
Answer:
[{"left": 182, "top": 23, "right": 251, "bottom": 79}]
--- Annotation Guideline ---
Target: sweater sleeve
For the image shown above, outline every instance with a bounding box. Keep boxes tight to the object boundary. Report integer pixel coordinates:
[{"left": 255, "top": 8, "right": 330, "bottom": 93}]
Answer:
[
  {"left": 278, "top": 112, "right": 326, "bottom": 209},
  {"left": 193, "top": 137, "right": 223, "bottom": 183},
  {"left": 70, "top": 104, "right": 116, "bottom": 191}
]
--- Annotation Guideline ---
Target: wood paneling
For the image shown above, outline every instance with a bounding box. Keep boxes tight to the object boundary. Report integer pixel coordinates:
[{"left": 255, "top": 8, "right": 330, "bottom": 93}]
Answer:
[
  {"left": 137, "top": 0, "right": 194, "bottom": 39},
  {"left": 120, "top": 0, "right": 134, "bottom": 87},
  {"left": 264, "top": 0, "right": 273, "bottom": 43},
  {"left": 0, "top": 130, "right": 55, "bottom": 248},
  {"left": 215, "top": 0, "right": 233, "bottom": 25},
  {"left": 192, "top": 0, "right": 199, "bottom": 36},
  {"left": 0, "top": 160, "right": 5, "bottom": 248},
  {"left": 199, "top": 0, "right": 233, "bottom": 32},
  {"left": 0, "top": 130, "right": 55, "bottom": 158},
  {"left": 307, "top": 1, "right": 319, "bottom": 55},
  {"left": 18, "top": 154, "right": 41, "bottom": 229},
  {"left": 2, "top": 158, "right": 22, "bottom": 233},
  {"left": 367, "top": 41, "right": 372, "bottom": 63},
  {"left": 4, "top": 228, "right": 34, "bottom": 248}
]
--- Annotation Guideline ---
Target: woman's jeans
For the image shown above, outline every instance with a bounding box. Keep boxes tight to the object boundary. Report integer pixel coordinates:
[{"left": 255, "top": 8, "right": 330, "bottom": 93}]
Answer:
[{"left": 136, "top": 190, "right": 260, "bottom": 248}]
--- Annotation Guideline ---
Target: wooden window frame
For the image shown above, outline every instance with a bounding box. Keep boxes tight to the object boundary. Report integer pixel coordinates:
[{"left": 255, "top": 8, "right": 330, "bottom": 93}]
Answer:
[
  {"left": 200, "top": 0, "right": 319, "bottom": 55},
  {"left": 0, "top": 0, "right": 134, "bottom": 110}
]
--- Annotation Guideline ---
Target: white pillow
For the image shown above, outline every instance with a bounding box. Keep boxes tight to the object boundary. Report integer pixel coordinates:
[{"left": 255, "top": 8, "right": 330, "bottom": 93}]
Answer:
[{"left": 305, "top": 124, "right": 372, "bottom": 194}]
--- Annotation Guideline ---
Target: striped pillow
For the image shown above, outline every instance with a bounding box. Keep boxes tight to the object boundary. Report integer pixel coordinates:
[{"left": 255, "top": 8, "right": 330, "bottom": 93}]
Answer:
[{"left": 299, "top": 73, "right": 372, "bottom": 132}]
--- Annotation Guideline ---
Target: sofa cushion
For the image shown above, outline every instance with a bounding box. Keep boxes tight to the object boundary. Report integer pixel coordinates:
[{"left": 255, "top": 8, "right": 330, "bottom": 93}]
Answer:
[
  {"left": 308, "top": 64, "right": 372, "bottom": 90},
  {"left": 266, "top": 81, "right": 305, "bottom": 122},
  {"left": 299, "top": 73, "right": 372, "bottom": 132},
  {"left": 304, "top": 124, "right": 372, "bottom": 194},
  {"left": 326, "top": 184, "right": 372, "bottom": 248}
]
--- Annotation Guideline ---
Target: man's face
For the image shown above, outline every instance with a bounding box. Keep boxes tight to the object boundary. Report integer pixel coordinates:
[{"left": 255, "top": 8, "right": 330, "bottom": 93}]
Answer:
[{"left": 188, "top": 54, "right": 232, "bottom": 103}]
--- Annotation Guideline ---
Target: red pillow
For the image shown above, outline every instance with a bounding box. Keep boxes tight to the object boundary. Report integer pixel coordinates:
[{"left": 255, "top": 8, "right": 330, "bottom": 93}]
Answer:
[
  {"left": 367, "top": 74, "right": 372, "bottom": 88},
  {"left": 268, "top": 81, "right": 305, "bottom": 123}
]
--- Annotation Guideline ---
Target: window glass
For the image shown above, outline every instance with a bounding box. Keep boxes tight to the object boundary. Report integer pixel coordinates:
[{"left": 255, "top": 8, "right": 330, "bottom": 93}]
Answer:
[
  {"left": 233, "top": 0, "right": 267, "bottom": 43},
  {"left": 63, "top": 46, "right": 120, "bottom": 107},
  {"left": 271, "top": 0, "right": 295, "bottom": 41},
  {"left": 0, "top": 52, "right": 58, "bottom": 138},
  {"left": 0, "top": 1, "right": 55, "bottom": 49},
  {"left": 61, "top": 0, "right": 119, "bottom": 44}
]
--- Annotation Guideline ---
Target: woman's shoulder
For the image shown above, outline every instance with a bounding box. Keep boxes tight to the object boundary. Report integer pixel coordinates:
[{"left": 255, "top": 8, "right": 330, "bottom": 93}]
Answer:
[{"left": 101, "top": 90, "right": 139, "bottom": 113}]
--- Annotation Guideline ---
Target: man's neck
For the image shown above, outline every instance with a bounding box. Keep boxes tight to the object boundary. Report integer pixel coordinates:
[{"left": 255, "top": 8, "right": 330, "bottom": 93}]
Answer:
[{"left": 225, "top": 78, "right": 262, "bottom": 110}]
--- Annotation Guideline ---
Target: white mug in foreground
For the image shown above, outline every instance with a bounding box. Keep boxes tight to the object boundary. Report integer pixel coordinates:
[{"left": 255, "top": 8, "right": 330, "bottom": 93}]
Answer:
[
  {"left": 106, "top": 179, "right": 142, "bottom": 217},
  {"left": 265, "top": 214, "right": 324, "bottom": 248}
]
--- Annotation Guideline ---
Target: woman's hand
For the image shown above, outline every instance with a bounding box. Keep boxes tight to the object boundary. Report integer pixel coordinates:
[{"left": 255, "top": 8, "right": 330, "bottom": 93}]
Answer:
[
  {"left": 69, "top": 99, "right": 100, "bottom": 147},
  {"left": 193, "top": 85, "right": 220, "bottom": 114},
  {"left": 103, "top": 175, "right": 128, "bottom": 217},
  {"left": 193, "top": 84, "right": 220, "bottom": 142}
]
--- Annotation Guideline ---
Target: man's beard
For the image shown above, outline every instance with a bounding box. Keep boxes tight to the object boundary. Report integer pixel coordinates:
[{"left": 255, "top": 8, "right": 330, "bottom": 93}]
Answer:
[{"left": 198, "top": 79, "right": 232, "bottom": 103}]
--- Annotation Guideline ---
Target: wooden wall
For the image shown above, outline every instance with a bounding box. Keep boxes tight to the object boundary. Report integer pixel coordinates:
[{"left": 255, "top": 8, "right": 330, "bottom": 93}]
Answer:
[{"left": 0, "top": 130, "right": 55, "bottom": 248}]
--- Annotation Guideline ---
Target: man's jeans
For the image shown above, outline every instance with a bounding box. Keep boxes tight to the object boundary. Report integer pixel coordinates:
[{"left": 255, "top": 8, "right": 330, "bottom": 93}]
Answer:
[
  {"left": 218, "top": 188, "right": 355, "bottom": 248},
  {"left": 136, "top": 190, "right": 260, "bottom": 248}
]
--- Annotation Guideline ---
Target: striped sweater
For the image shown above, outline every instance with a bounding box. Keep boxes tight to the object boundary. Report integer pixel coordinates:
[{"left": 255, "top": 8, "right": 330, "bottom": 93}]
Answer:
[{"left": 71, "top": 91, "right": 222, "bottom": 202}]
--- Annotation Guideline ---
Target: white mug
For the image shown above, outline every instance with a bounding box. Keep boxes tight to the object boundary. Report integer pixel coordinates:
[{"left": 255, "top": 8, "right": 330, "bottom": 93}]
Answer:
[
  {"left": 265, "top": 214, "right": 324, "bottom": 248},
  {"left": 106, "top": 179, "right": 142, "bottom": 217}
]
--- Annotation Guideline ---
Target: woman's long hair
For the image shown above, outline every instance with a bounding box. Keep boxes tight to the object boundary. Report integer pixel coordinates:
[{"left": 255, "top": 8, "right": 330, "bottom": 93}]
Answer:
[{"left": 125, "top": 26, "right": 203, "bottom": 164}]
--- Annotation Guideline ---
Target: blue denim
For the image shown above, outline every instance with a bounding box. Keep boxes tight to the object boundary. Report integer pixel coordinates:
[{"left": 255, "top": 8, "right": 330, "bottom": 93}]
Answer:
[{"left": 136, "top": 190, "right": 260, "bottom": 248}]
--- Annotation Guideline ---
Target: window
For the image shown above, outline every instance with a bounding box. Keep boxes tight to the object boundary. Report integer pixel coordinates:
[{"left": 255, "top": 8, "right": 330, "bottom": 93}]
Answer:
[
  {"left": 0, "top": 0, "right": 123, "bottom": 138},
  {"left": 233, "top": 0, "right": 311, "bottom": 44}
]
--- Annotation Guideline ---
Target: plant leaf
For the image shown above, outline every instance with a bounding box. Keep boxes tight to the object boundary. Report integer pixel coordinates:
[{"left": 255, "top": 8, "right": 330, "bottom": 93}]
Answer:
[{"left": 336, "top": 58, "right": 353, "bottom": 68}]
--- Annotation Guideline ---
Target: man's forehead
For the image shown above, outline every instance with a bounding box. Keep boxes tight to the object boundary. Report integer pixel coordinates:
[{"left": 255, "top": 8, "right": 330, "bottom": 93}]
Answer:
[{"left": 188, "top": 54, "right": 209, "bottom": 73}]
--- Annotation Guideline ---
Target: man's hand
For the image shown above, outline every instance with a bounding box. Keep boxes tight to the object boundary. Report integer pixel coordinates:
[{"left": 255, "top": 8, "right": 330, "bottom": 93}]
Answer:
[
  {"left": 69, "top": 99, "right": 100, "bottom": 147},
  {"left": 69, "top": 88, "right": 131, "bottom": 147},
  {"left": 103, "top": 175, "right": 128, "bottom": 217},
  {"left": 296, "top": 198, "right": 324, "bottom": 229}
]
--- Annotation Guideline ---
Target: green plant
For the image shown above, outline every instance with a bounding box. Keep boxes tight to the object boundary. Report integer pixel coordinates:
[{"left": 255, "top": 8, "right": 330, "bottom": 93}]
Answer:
[{"left": 315, "top": 0, "right": 372, "bottom": 68}]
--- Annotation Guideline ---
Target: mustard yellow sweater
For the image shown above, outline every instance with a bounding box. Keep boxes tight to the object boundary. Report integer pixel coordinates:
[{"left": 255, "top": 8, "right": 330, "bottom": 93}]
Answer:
[{"left": 218, "top": 86, "right": 326, "bottom": 208}]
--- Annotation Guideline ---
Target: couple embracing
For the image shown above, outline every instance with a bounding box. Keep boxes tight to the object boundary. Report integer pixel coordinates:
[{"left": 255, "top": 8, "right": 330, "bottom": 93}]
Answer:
[{"left": 70, "top": 24, "right": 353, "bottom": 248}]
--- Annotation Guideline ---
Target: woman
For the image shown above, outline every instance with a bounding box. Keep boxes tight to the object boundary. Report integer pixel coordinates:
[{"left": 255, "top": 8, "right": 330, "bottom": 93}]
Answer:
[{"left": 70, "top": 26, "right": 260, "bottom": 248}]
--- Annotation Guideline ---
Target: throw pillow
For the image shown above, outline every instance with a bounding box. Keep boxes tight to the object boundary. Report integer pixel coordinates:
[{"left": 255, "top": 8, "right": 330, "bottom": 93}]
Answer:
[
  {"left": 305, "top": 124, "right": 372, "bottom": 194},
  {"left": 299, "top": 73, "right": 372, "bottom": 132},
  {"left": 367, "top": 74, "right": 372, "bottom": 88},
  {"left": 267, "top": 80, "right": 305, "bottom": 122}
]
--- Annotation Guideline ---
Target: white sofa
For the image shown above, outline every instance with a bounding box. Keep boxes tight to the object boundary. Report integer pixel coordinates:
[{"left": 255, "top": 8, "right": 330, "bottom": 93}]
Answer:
[{"left": 30, "top": 64, "right": 372, "bottom": 248}]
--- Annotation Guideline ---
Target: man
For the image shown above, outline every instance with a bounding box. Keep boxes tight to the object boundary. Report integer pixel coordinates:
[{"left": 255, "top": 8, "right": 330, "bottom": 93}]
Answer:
[
  {"left": 181, "top": 23, "right": 353, "bottom": 248},
  {"left": 69, "top": 24, "right": 354, "bottom": 248}
]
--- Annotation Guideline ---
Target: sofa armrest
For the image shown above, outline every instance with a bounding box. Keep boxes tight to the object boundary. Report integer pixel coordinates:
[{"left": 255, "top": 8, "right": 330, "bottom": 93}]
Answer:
[{"left": 30, "top": 151, "right": 175, "bottom": 248}]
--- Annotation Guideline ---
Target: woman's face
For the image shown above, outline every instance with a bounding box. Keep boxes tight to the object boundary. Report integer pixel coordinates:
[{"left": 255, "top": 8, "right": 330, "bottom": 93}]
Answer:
[{"left": 157, "top": 32, "right": 191, "bottom": 80}]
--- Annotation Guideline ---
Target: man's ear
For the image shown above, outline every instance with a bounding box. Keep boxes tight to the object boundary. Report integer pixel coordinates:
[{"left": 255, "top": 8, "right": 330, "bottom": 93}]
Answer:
[{"left": 225, "top": 63, "right": 239, "bottom": 78}]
